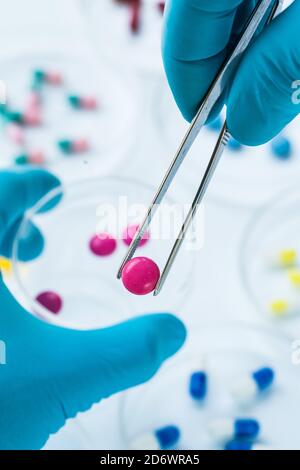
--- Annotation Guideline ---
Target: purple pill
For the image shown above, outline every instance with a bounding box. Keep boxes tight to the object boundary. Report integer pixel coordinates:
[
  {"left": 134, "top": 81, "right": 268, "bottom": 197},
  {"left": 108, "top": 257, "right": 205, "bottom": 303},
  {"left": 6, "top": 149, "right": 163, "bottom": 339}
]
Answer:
[{"left": 36, "top": 291, "right": 63, "bottom": 314}]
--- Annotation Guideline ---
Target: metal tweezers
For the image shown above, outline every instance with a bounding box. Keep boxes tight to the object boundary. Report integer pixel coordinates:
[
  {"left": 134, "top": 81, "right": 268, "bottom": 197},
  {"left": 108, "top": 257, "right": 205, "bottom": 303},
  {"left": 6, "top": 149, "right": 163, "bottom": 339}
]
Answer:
[{"left": 118, "top": 0, "right": 283, "bottom": 295}]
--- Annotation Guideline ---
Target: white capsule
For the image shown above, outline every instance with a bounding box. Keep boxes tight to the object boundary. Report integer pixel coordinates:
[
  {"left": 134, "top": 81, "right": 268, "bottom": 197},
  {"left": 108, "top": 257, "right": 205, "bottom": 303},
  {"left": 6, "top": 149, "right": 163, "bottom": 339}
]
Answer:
[
  {"left": 231, "top": 367, "right": 275, "bottom": 406},
  {"left": 208, "top": 418, "right": 260, "bottom": 443},
  {"left": 129, "top": 426, "right": 180, "bottom": 450}
]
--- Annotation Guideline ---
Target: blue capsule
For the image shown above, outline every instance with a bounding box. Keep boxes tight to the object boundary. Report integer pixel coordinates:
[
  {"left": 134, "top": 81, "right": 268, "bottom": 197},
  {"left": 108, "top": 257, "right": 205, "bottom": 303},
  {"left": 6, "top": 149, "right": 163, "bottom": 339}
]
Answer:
[
  {"left": 189, "top": 371, "right": 207, "bottom": 401},
  {"left": 225, "top": 440, "right": 253, "bottom": 451},
  {"left": 252, "top": 367, "right": 275, "bottom": 392},
  {"left": 155, "top": 425, "right": 180, "bottom": 450},
  {"left": 234, "top": 419, "right": 260, "bottom": 440},
  {"left": 271, "top": 136, "right": 292, "bottom": 160}
]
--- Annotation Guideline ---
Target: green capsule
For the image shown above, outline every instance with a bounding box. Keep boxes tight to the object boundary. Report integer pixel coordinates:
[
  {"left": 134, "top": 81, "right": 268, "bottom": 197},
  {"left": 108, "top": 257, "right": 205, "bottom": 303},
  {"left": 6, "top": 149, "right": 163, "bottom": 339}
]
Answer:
[
  {"left": 14, "top": 154, "right": 28, "bottom": 165},
  {"left": 68, "top": 95, "right": 81, "bottom": 109},
  {"left": 58, "top": 139, "right": 73, "bottom": 154}
]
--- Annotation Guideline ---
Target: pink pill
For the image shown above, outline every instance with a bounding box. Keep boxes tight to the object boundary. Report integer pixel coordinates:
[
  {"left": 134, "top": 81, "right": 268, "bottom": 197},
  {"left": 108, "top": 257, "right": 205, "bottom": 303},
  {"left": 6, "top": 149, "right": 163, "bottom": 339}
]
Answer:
[
  {"left": 121, "top": 256, "right": 160, "bottom": 295},
  {"left": 28, "top": 150, "right": 45, "bottom": 165},
  {"left": 36, "top": 291, "right": 63, "bottom": 314},
  {"left": 122, "top": 224, "right": 150, "bottom": 247},
  {"left": 24, "top": 105, "right": 42, "bottom": 126},
  {"left": 46, "top": 71, "right": 63, "bottom": 85},
  {"left": 72, "top": 138, "right": 89, "bottom": 153},
  {"left": 81, "top": 96, "right": 98, "bottom": 110},
  {"left": 27, "top": 92, "right": 41, "bottom": 108},
  {"left": 7, "top": 123, "right": 24, "bottom": 145},
  {"left": 89, "top": 233, "right": 117, "bottom": 256}
]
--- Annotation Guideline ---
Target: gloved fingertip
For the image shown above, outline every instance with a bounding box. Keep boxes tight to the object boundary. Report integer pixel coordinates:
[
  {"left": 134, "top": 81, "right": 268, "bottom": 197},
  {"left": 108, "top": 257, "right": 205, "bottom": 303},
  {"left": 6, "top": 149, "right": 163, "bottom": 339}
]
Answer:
[{"left": 151, "top": 313, "right": 187, "bottom": 361}]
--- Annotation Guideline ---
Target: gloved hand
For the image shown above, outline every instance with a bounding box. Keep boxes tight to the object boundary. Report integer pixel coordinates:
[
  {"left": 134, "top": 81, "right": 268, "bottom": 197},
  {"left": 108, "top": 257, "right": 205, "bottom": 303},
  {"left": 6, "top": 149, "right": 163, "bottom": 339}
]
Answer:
[
  {"left": 0, "top": 168, "right": 186, "bottom": 450},
  {"left": 162, "top": 0, "right": 300, "bottom": 145}
]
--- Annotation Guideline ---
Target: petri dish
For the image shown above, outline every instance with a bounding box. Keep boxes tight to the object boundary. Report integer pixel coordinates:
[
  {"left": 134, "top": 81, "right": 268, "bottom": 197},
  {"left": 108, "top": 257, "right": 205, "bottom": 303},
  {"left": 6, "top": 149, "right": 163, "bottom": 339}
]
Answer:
[
  {"left": 120, "top": 324, "right": 300, "bottom": 450},
  {"left": 0, "top": 52, "right": 139, "bottom": 178},
  {"left": 12, "top": 177, "right": 196, "bottom": 329},
  {"left": 78, "top": 0, "right": 164, "bottom": 75},
  {"left": 241, "top": 184, "right": 300, "bottom": 336},
  {"left": 155, "top": 81, "right": 300, "bottom": 208}
]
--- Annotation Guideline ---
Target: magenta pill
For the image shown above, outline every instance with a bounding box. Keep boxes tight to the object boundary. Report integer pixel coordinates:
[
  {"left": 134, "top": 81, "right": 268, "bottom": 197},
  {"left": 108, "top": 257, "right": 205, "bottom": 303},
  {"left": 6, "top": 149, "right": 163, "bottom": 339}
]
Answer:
[
  {"left": 121, "top": 256, "right": 160, "bottom": 295},
  {"left": 89, "top": 233, "right": 117, "bottom": 256},
  {"left": 36, "top": 291, "right": 63, "bottom": 314},
  {"left": 122, "top": 224, "right": 150, "bottom": 247}
]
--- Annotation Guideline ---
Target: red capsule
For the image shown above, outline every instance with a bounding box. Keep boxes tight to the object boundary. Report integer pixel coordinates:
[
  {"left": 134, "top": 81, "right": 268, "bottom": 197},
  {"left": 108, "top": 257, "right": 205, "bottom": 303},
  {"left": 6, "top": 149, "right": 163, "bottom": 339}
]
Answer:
[{"left": 130, "top": 0, "right": 141, "bottom": 33}]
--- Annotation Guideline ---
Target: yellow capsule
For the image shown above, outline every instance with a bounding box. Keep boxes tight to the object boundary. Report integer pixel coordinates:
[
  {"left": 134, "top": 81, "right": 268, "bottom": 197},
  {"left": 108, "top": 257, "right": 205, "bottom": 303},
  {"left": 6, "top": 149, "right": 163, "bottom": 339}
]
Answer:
[
  {"left": 269, "top": 299, "right": 290, "bottom": 317},
  {"left": 288, "top": 269, "right": 300, "bottom": 287},
  {"left": 0, "top": 257, "right": 12, "bottom": 273},
  {"left": 278, "top": 249, "right": 297, "bottom": 268}
]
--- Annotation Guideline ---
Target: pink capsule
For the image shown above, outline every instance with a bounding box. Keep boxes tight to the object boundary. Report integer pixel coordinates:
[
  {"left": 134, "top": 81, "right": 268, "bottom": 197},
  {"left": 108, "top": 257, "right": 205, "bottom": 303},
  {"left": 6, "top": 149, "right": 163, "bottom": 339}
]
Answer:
[
  {"left": 27, "top": 91, "right": 41, "bottom": 108},
  {"left": 46, "top": 71, "right": 63, "bottom": 85},
  {"left": 7, "top": 123, "right": 25, "bottom": 145},
  {"left": 72, "top": 138, "right": 90, "bottom": 153},
  {"left": 121, "top": 256, "right": 160, "bottom": 295},
  {"left": 89, "top": 233, "right": 117, "bottom": 256},
  {"left": 36, "top": 291, "right": 63, "bottom": 314},
  {"left": 122, "top": 224, "right": 150, "bottom": 247},
  {"left": 28, "top": 150, "right": 45, "bottom": 165},
  {"left": 81, "top": 96, "right": 98, "bottom": 110},
  {"left": 24, "top": 104, "right": 42, "bottom": 126}
]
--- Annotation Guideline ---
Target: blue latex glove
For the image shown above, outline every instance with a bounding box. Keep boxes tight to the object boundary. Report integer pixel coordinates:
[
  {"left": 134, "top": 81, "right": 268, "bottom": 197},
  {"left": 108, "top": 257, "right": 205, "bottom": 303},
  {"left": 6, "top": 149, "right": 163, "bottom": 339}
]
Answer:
[
  {"left": 0, "top": 168, "right": 186, "bottom": 450},
  {"left": 162, "top": 0, "right": 300, "bottom": 145}
]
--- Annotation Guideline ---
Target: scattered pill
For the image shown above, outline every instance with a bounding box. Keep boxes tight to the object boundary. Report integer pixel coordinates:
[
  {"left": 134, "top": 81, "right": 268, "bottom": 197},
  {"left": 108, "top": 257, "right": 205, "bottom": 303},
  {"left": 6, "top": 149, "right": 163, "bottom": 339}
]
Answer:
[
  {"left": 271, "top": 135, "right": 292, "bottom": 160},
  {"left": 130, "top": 0, "right": 141, "bottom": 33},
  {"left": 157, "top": 1, "right": 165, "bottom": 14},
  {"left": 231, "top": 367, "right": 275, "bottom": 405},
  {"left": 14, "top": 151, "right": 45, "bottom": 166},
  {"left": 122, "top": 224, "right": 150, "bottom": 247},
  {"left": 58, "top": 138, "right": 90, "bottom": 154},
  {"left": 36, "top": 291, "right": 63, "bottom": 314},
  {"left": 68, "top": 94, "right": 98, "bottom": 110},
  {"left": 288, "top": 269, "right": 300, "bottom": 288},
  {"left": 46, "top": 71, "right": 63, "bottom": 85},
  {"left": 269, "top": 298, "right": 299, "bottom": 318},
  {"left": 130, "top": 425, "right": 180, "bottom": 450},
  {"left": 266, "top": 248, "right": 297, "bottom": 269},
  {"left": 225, "top": 441, "right": 272, "bottom": 451},
  {"left": 6, "top": 110, "right": 23, "bottom": 124},
  {"left": 121, "top": 256, "right": 160, "bottom": 295},
  {"left": 189, "top": 371, "right": 207, "bottom": 401},
  {"left": 24, "top": 105, "right": 42, "bottom": 126},
  {"left": 6, "top": 123, "right": 25, "bottom": 145},
  {"left": 209, "top": 418, "right": 260, "bottom": 443},
  {"left": 0, "top": 257, "right": 12, "bottom": 273},
  {"left": 33, "top": 69, "right": 62, "bottom": 86},
  {"left": 27, "top": 91, "right": 41, "bottom": 108},
  {"left": 89, "top": 233, "right": 117, "bottom": 257}
]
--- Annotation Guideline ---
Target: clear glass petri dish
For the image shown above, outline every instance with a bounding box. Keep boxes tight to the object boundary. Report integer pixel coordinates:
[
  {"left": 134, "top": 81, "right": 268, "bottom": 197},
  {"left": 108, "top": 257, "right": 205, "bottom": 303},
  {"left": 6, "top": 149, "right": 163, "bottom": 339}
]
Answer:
[
  {"left": 120, "top": 323, "right": 300, "bottom": 450},
  {"left": 12, "top": 177, "right": 196, "bottom": 329},
  {"left": 241, "top": 184, "right": 300, "bottom": 336},
  {"left": 0, "top": 52, "right": 139, "bottom": 178},
  {"left": 78, "top": 0, "right": 164, "bottom": 75},
  {"left": 154, "top": 81, "right": 300, "bottom": 208}
]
